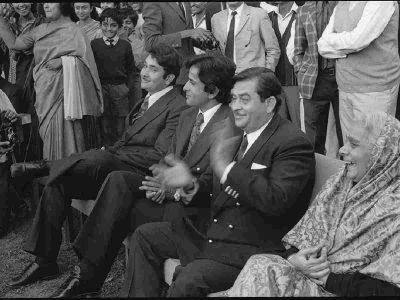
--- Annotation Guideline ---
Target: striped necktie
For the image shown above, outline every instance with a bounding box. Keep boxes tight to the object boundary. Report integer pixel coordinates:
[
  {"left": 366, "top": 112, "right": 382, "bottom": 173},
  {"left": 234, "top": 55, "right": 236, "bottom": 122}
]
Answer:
[
  {"left": 186, "top": 112, "right": 204, "bottom": 155},
  {"left": 129, "top": 95, "right": 150, "bottom": 125}
]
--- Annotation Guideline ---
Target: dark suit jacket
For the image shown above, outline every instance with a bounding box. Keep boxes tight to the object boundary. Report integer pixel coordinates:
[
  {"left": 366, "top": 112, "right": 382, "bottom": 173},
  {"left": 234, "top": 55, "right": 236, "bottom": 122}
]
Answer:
[
  {"left": 172, "top": 113, "right": 315, "bottom": 268},
  {"left": 47, "top": 87, "right": 187, "bottom": 184},
  {"left": 164, "top": 104, "right": 238, "bottom": 233},
  {"left": 142, "top": 2, "right": 194, "bottom": 85}
]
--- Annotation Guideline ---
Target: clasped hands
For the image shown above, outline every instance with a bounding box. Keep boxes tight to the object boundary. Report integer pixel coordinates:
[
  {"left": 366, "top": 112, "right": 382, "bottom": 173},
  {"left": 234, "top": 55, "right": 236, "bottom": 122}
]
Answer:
[
  {"left": 0, "top": 110, "right": 18, "bottom": 154},
  {"left": 287, "top": 244, "right": 331, "bottom": 287}
]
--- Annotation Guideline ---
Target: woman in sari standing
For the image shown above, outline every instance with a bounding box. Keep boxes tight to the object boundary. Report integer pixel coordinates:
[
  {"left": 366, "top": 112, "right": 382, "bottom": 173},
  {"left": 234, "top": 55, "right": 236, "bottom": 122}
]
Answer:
[
  {"left": 214, "top": 111, "right": 400, "bottom": 297},
  {"left": 74, "top": 2, "right": 102, "bottom": 41},
  {"left": 0, "top": 3, "right": 103, "bottom": 160}
]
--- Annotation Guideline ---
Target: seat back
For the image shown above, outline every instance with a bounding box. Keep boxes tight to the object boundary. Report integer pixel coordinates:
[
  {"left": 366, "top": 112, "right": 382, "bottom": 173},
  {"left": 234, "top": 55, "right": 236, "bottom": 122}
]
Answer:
[{"left": 310, "top": 153, "right": 344, "bottom": 205}]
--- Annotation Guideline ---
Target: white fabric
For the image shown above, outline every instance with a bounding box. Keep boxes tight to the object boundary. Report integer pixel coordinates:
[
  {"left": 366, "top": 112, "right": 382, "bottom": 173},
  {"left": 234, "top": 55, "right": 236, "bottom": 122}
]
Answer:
[
  {"left": 318, "top": 1, "right": 395, "bottom": 59},
  {"left": 0, "top": 89, "right": 16, "bottom": 112},
  {"left": 198, "top": 103, "right": 222, "bottom": 133},
  {"left": 339, "top": 84, "right": 399, "bottom": 143},
  {"left": 145, "top": 86, "right": 173, "bottom": 109},
  {"left": 325, "top": 103, "right": 340, "bottom": 159},
  {"left": 102, "top": 35, "right": 119, "bottom": 46},
  {"left": 286, "top": 19, "right": 296, "bottom": 66},
  {"left": 220, "top": 117, "right": 272, "bottom": 184},
  {"left": 62, "top": 56, "right": 86, "bottom": 120},
  {"left": 260, "top": 2, "right": 278, "bottom": 14},
  {"left": 226, "top": 2, "right": 244, "bottom": 63}
]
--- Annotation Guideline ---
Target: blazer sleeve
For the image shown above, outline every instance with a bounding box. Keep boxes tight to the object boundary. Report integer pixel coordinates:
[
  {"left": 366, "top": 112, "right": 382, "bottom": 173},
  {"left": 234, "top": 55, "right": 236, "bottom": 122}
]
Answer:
[
  {"left": 325, "top": 272, "right": 400, "bottom": 296},
  {"left": 142, "top": 3, "right": 184, "bottom": 52},
  {"left": 259, "top": 10, "right": 280, "bottom": 72},
  {"left": 293, "top": 9, "right": 306, "bottom": 73},
  {"left": 226, "top": 134, "right": 314, "bottom": 216}
]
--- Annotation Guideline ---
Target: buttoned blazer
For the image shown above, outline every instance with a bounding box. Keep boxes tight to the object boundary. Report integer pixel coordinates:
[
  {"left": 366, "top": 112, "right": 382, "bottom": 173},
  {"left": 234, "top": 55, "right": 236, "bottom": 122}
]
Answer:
[
  {"left": 211, "top": 3, "right": 281, "bottom": 73},
  {"left": 172, "top": 113, "right": 315, "bottom": 268}
]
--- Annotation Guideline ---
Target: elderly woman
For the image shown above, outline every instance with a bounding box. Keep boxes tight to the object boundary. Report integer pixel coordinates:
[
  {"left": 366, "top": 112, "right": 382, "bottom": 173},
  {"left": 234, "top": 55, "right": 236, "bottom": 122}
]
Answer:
[
  {"left": 214, "top": 111, "right": 400, "bottom": 297},
  {"left": 0, "top": 3, "right": 103, "bottom": 160}
]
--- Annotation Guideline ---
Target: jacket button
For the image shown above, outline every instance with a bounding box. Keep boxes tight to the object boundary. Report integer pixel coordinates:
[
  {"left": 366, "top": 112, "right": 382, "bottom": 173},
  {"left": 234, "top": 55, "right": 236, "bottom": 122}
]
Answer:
[
  {"left": 208, "top": 239, "right": 213, "bottom": 243},
  {"left": 213, "top": 218, "right": 218, "bottom": 223},
  {"left": 210, "top": 193, "right": 213, "bottom": 197},
  {"left": 228, "top": 224, "right": 234, "bottom": 229},
  {"left": 196, "top": 167, "right": 200, "bottom": 171},
  {"left": 236, "top": 202, "right": 240, "bottom": 206}
]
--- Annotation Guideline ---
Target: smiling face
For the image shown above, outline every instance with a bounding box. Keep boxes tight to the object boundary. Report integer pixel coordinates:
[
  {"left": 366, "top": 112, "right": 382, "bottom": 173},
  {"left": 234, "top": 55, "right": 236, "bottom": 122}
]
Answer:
[
  {"left": 74, "top": 2, "right": 92, "bottom": 21},
  {"left": 101, "top": 17, "right": 119, "bottom": 39},
  {"left": 140, "top": 54, "right": 173, "bottom": 94},
  {"left": 12, "top": 3, "right": 32, "bottom": 17},
  {"left": 43, "top": 3, "right": 62, "bottom": 20},
  {"left": 122, "top": 17, "right": 135, "bottom": 36},
  {"left": 183, "top": 65, "right": 212, "bottom": 109},
  {"left": 230, "top": 79, "right": 274, "bottom": 133},
  {"left": 339, "top": 124, "right": 372, "bottom": 183}
]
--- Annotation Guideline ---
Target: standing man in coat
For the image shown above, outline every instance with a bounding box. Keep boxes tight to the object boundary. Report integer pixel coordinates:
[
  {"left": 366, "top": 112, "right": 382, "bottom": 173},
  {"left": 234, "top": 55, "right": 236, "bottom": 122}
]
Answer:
[
  {"left": 121, "top": 67, "right": 315, "bottom": 297},
  {"left": 211, "top": 1, "right": 280, "bottom": 73}
]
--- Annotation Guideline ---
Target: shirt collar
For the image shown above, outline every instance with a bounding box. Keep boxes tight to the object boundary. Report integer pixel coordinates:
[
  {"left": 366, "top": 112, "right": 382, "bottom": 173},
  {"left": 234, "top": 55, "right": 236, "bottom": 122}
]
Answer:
[
  {"left": 228, "top": 2, "right": 244, "bottom": 18},
  {"left": 276, "top": 2, "right": 298, "bottom": 19},
  {"left": 198, "top": 103, "right": 222, "bottom": 126},
  {"left": 146, "top": 86, "right": 173, "bottom": 107},
  {"left": 244, "top": 115, "right": 273, "bottom": 147},
  {"left": 103, "top": 35, "right": 119, "bottom": 44}
]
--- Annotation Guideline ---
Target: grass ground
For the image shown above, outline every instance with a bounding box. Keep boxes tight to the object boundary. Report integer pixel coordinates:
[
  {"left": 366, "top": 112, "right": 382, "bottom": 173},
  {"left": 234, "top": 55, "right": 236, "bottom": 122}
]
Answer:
[{"left": 0, "top": 213, "right": 125, "bottom": 298}]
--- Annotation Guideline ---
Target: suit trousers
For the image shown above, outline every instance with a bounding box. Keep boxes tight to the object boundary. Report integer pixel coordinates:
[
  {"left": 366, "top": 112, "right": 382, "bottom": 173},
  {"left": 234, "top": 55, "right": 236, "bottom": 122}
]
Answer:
[
  {"left": 72, "top": 170, "right": 167, "bottom": 286},
  {"left": 120, "top": 222, "right": 241, "bottom": 297},
  {"left": 24, "top": 150, "right": 139, "bottom": 260},
  {"left": 303, "top": 70, "right": 343, "bottom": 154}
]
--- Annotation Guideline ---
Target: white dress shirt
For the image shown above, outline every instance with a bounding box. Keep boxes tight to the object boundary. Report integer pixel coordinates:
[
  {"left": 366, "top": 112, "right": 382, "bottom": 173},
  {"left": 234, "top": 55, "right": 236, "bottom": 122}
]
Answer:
[
  {"left": 318, "top": 1, "right": 395, "bottom": 59},
  {"left": 103, "top": 35, "right": 119, "bottom": 47},
  {"left": 226, "top": 2, "right": 245, "bottom": 64},
  {"left": 220, "top": 117, "right": 272, "bottom": 184},
  {"left": 198, "top": 103, "right": 222, "bottom": 133},
  {"left": 145, "top": 86, "right": 173, "bottom": 109},
  {"left": 272, "top": 2, "right": 298, "bottom": 36}
]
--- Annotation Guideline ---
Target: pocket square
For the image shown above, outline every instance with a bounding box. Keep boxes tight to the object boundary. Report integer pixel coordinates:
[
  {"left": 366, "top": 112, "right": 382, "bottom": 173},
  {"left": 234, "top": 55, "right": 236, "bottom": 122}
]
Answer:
[{"left": 251, "top": 163, "right": 267, "bottom": 170}]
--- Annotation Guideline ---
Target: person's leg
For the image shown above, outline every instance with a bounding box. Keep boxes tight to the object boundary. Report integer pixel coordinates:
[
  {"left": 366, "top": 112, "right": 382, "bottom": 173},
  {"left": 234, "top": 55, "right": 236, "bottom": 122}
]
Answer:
[
  {"left": 0, "top": 162, "right": 11, "bottom": 237},
  {"left": 167, "top": 259, "right": 241, "bottom": 297},
  {"left": 330, "top": 80, "right": 343, "bottom": 149},
  {"left": 120, "top": 222, "right": 179, "bottom": 297}
]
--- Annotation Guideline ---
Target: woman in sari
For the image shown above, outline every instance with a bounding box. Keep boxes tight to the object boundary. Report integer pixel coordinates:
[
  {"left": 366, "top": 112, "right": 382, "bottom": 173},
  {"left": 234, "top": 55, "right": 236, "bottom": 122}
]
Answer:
[
  {"left": 215, "top": 111, "right": 400, "bottom": 297},
  {"left": 74, "top": 2, "right": 102, "bottom": 41},
  {"left": 0, "top": 3, "right": 103, "bottom": 160}
]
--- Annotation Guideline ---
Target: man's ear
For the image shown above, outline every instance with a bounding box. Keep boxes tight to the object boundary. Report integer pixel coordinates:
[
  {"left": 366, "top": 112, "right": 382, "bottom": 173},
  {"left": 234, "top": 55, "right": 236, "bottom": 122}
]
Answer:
[
  {"left": 164, "top": 74, "right": 176, "bottom": 86},
  {"left": 265, "top": 96, "right": 277, "bottom": 114},
  {"left": 208, "top": 86, "right": 220, "bottom": 100}
]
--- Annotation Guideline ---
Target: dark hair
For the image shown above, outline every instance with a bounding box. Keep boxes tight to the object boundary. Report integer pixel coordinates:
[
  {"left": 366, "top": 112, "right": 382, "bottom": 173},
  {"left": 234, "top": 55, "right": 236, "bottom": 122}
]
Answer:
[
  {"left": 99, "top": 8, "right": 122, "bottom": 27},
  {"left": 59, "top": 3, "right": 79, "bottom": 21},
  {"left": 73, "top": 3, "right": 100, "bottom": 21},
  {"left": 233, "top": 67, "right": 282, "bottom": 113},
  {"left": 184, "top": 53, "right": 236, "bottom": 104},
  {"left": 118, "top": 7, "right": 138, "bottom": 27},
  {"left": 148, "top": 44, "right": 182, "bottom": 86}
]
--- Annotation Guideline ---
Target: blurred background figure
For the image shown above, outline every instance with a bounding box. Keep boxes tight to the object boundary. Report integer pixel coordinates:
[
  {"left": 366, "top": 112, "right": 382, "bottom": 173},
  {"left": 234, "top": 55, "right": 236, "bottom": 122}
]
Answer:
[
  {"left": 127, "top": 2, "right": 144, "bottom": 40},
  {"left": 191, "top": 2, "right": 208, "bottom": 55},
  {"left": 74, "top": 2, "right": 102, "bottom": 40}
]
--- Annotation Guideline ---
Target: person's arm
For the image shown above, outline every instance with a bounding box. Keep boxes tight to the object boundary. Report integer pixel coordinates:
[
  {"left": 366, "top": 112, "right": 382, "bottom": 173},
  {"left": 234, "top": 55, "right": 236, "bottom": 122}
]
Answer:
[
  {"left": 325, "top": 272, "right": 400, "bottom": 296},
  {"left": 286, "top": 20, "right": 296, "bottom": 66},
  {"left": 225, "top": 134, "right": 314, "bottom": 216},
  {"left": 0, "top": 16, "right": 33, "bottom": 51},
  {"left": 260, "top": 11, "right": 280, "bottom": 72},
  {"left": 318, "top": 2, "right": 395, "bottom": 58},
  {"left": 293, "top": 10, "right": 306, "bottom": 73}
]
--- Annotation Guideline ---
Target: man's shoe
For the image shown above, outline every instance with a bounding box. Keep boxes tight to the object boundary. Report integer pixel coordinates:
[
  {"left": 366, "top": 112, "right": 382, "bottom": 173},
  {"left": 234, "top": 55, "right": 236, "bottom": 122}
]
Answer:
[
  {"left": 9, "top": 262, "right": 59, "bottom": 287},
  {"left": 51, "top": 266, "right": 99, "bottom": 298},
  {"left": 10, "top": 161, "right": 49, "bottom": 179}
]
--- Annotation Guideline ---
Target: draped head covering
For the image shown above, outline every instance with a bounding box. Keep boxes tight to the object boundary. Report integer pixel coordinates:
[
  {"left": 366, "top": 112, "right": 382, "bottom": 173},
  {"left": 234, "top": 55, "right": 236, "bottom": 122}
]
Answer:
[{"left": 283, "top": 113, "right": 400, "bottom": 286}]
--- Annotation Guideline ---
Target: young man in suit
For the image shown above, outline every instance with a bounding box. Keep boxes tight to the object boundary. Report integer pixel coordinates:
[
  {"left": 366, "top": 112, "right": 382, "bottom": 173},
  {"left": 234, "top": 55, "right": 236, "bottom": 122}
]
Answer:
[
  {"left": 121, "top": 67, "right": 315, "bottom": 297},
  {"left": 211, "top": 1, "right": 280, "bottom": 74},
  {"left": 47, "top": 53, "right": 237, "bottom": 298},
  {"left": 9, "top": 44, "right": 188, "bottom": 287},
  {"left": 142, "top": 2, "right": 213, "bottom": 85}
]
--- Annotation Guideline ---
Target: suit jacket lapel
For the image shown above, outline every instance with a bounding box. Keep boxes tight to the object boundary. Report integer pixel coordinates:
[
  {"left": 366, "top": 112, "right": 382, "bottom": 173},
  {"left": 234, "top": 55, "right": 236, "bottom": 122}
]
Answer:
[
  {"left": 220, "top": 9, "right": 229, "bottom": 42},
  {"left": 175, "top": 107, "right": 197, "bottom": 158},
  {"left": 167, "top": 2, "right": 187, "bottom": 24},
  {"left": 125, "top": 88, "right": 177, "bottom": 140},
  {"left": 236, "top": 4, "right": 250, "bottom": 37},
  {"left": 184, "top": 105, "right": 232, "bottom": 167},
  {"left": 183, "top": 2, "right": 193, "bottom": 26}
]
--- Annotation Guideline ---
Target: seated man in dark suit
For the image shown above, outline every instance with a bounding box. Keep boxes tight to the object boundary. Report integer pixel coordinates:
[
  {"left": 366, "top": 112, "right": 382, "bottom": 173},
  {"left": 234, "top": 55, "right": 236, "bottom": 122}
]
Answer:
[
  {"left": 121, "top": 67, "right": 316, "bottom": 297},
  {"left": 48, "top": 53, "right": 238, "bottom": 297},
  {"left": 9, "top": 44, "right": 188, "bottom": 287}
]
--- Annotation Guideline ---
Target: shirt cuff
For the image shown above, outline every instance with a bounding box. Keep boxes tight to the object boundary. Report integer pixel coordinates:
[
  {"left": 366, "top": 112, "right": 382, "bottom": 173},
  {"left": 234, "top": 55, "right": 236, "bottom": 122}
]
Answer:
[{"left": 220, "top": 162, "right": 236, "bottom": 185}]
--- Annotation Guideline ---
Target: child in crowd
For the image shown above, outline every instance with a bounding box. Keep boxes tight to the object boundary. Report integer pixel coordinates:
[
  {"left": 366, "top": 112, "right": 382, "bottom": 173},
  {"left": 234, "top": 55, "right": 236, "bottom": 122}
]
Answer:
[{"left": 91, "top": 8, "right": 137, "bottom": 146}]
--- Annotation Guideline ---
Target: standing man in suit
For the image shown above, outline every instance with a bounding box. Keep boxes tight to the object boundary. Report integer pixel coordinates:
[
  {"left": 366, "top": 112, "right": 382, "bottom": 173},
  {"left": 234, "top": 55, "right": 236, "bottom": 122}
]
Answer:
[
  {"left": 121, "top": 67, "right": 315, "bottom": 297},
  {"left": 293, "top": 1, "right": 342, "bottom": 154},
  {"left": 142, "top": 2, "right": 213, "bottom": 86},
  {"left": 211, "top": 1, "right": 280, "bottom": 74},
  {"left": 9, "top": 44, "right": 188, "bottom": 287},
  {"left": 48, "top": 53, "right": 237, "bottom": 298}
]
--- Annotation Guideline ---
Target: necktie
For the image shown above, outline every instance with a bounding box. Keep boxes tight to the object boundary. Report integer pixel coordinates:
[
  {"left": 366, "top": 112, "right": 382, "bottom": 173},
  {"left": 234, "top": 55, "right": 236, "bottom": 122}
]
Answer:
[
  {"left": 186, "top": 112, "right": 204, "bottom": 155},
  {"left": 107, "top": 38, "right": 114, "bottom": 47},
  {"left": 225, "top": 11, "right": 237, "bottom": 61},
  {"left": 236, "top": 134, "right": 248, "bottom": 161},
  {"left": 129, "top": 95, "right": 150, "bottom": 125},
  {"left": 178, "top": 2, "right": 186, "bottom": 19}
]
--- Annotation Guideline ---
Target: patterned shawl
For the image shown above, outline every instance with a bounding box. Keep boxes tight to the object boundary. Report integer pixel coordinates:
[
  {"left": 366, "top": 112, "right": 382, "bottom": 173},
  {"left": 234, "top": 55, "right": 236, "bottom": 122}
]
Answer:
[
  {"left": 283, "top": 114, "right": 400, "bottom": 287},
  {"left": 77, "top": 19, "right": 103, "bottom": 41}
]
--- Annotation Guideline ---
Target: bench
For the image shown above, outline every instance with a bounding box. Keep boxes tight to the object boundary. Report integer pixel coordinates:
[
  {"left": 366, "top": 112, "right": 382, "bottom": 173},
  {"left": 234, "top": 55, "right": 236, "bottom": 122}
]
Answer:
[{"left": 71, "top": 153, "right": 344, "bottom": 285}]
